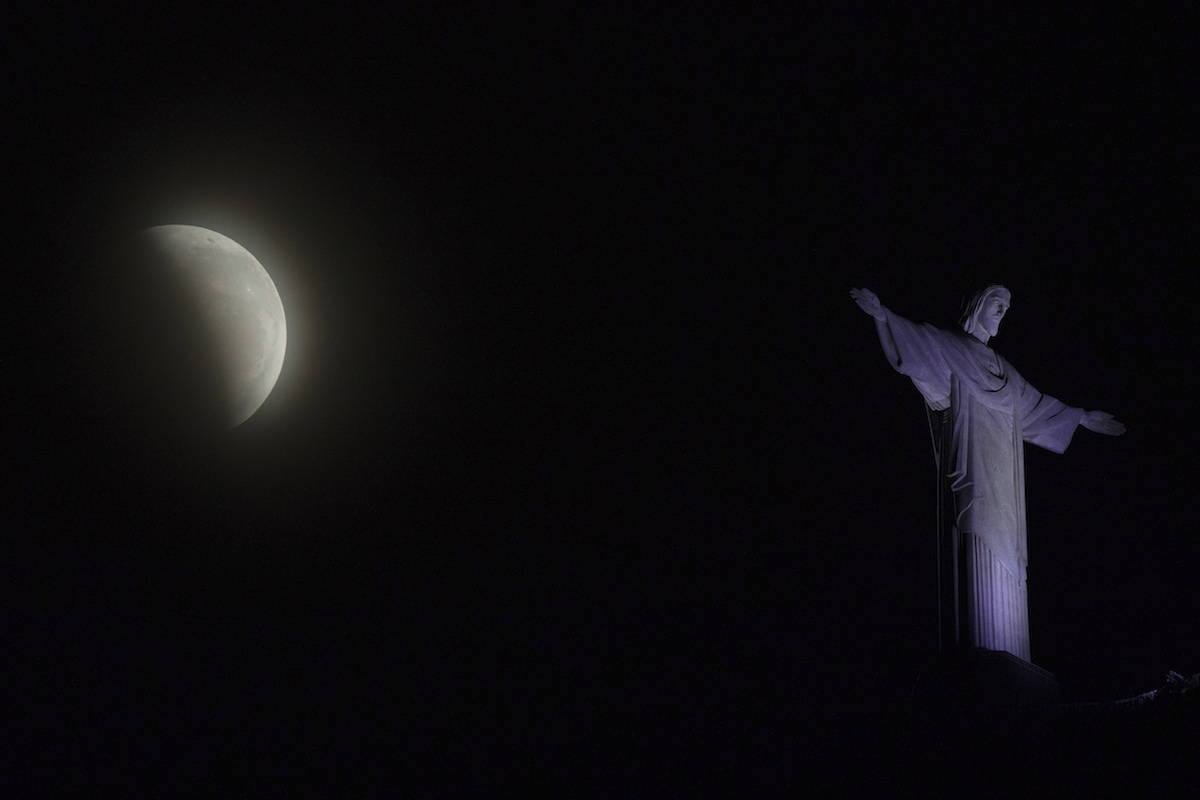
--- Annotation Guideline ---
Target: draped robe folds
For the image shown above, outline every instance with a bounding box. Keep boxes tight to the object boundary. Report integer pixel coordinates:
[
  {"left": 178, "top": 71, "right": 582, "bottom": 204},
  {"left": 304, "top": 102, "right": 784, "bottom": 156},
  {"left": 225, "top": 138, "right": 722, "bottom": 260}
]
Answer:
[{"left": 882, "top": 309, "right": 1083, "bottom": 662}]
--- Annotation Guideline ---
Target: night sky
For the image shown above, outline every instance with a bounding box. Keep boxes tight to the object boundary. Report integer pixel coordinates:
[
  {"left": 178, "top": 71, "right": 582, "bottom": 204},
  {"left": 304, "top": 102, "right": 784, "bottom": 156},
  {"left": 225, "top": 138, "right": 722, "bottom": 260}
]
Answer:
[{"left": 8, "top": 5, "right": 1200, "bottom": 791}]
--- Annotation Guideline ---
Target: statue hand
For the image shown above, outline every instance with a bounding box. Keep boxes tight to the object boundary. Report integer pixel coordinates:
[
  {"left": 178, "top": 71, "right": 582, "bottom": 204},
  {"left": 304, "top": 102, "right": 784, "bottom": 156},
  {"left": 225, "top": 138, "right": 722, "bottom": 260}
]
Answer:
[
  {"left": 849, "top": 287, "right": 886, "bottom": 321},
  {"left": 1081, "top": 410, "right": 1126, "bottom": 436}
]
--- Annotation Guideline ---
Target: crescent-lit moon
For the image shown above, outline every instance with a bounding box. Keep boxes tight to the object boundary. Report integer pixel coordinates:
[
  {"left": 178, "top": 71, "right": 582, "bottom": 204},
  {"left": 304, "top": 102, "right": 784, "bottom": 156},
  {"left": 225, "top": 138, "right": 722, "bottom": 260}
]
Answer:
[{"left": 143, "top": 225, "right": 287, "bottom": 427}]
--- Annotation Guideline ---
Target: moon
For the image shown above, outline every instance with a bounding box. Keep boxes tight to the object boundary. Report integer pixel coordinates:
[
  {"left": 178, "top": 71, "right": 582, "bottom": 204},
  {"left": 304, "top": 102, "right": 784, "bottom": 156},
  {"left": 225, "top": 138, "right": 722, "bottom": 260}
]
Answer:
[{"left": 140, "top": 225, "right": 287, "bottom": 428}]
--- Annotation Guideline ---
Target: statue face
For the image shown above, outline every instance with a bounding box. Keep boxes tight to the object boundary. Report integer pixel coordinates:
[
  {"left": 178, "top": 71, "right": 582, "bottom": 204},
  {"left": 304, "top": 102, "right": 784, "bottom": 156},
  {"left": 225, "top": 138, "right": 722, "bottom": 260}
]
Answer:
[{"left": 979, "top": 290, "right": 1011, "bottom": 338}]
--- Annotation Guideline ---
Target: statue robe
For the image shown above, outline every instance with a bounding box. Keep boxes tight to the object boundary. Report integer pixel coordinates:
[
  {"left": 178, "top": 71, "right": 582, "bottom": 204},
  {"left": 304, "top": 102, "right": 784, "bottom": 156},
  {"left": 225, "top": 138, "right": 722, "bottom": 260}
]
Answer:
[{"left": 882, "top": 309, "right": 1083, "bottom": 662}]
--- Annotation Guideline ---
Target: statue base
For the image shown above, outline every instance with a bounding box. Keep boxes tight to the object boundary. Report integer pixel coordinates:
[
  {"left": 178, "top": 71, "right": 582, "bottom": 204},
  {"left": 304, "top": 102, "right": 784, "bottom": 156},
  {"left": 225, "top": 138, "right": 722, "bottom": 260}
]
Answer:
[{"left": 913, "top": 648, "right": 1061, "bottom": 721}]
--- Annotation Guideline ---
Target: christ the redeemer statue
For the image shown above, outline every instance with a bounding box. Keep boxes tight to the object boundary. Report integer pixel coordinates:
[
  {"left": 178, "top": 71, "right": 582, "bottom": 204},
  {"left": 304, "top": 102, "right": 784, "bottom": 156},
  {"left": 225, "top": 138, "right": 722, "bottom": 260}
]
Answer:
[{"left": 850, "top": 286, "right": 1125, "bottom": 663}]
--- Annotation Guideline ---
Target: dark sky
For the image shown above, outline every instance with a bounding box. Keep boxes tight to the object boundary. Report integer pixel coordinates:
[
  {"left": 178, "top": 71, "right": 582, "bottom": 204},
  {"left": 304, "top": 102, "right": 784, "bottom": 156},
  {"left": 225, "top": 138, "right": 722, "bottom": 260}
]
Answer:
[{"left": 7, "top": 5, "right": 1200, "bottom": 792}]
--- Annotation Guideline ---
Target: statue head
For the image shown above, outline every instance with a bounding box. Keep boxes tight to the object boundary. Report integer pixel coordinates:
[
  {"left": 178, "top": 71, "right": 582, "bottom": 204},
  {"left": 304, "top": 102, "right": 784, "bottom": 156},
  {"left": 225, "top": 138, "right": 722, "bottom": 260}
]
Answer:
[{"left": 959, "top": 285, "right": 1011, "bottom": 343}]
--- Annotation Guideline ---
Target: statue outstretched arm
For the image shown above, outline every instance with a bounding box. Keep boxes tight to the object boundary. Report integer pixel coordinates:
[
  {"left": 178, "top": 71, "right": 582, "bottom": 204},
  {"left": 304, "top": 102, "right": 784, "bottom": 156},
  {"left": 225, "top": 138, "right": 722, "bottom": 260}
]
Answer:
[
  {"left": 849, "top": 287, "right": 886, "bottom": 321},
  {"left": 849, "top": 287, "right": 900, "bottom": 365},
  {"left": 1080, "top": 410, "right": 1127, "bottom": 436}
]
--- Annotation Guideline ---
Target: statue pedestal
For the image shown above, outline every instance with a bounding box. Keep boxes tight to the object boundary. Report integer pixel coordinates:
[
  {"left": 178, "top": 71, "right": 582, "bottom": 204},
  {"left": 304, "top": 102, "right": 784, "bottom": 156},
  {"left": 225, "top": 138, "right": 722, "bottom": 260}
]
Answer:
[{"left": 914, "top": 648, "right": 1061, "bottom": 721}]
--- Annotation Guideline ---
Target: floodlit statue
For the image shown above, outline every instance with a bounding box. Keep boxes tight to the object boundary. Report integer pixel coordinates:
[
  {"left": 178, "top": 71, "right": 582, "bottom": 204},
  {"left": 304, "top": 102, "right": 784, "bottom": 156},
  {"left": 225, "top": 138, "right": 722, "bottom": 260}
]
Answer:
[{"left": 850, "top": 286, "right": 1125, "bottom": 662}]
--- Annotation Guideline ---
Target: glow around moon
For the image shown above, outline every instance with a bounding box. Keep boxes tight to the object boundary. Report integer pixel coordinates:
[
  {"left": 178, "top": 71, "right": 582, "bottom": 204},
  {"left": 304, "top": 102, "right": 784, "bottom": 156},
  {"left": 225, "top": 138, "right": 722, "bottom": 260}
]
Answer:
[{"left": 143, "top": 225, "right": 286, "bottom": 427}]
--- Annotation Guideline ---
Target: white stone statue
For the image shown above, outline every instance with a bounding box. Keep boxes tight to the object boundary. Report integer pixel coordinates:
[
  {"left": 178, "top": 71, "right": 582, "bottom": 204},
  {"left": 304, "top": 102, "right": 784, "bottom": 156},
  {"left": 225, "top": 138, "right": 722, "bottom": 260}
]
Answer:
[{"left": 850, "top": 286, "right": 1124, "bottom": 662}]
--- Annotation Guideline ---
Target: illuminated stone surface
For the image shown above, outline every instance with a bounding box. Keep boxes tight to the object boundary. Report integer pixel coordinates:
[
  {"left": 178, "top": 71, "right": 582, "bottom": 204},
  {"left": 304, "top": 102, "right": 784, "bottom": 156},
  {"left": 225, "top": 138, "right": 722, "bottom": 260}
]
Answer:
[{"left": 850, "top": 286, "right": 1123, "bottom": 662}]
